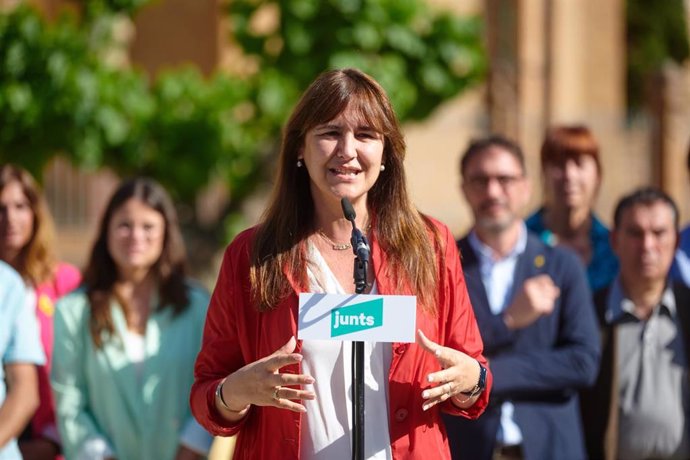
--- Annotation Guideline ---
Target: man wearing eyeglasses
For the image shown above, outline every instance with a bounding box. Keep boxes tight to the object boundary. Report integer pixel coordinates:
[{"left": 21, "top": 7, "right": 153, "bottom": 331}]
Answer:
[{"left": 442, "top": 135, "right": 600, "bottom": 460}]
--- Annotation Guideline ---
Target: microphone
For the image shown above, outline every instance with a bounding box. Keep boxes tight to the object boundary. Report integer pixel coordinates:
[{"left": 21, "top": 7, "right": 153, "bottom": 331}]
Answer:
[
  {"left": 341, "top": 198, "right": 368, "bottom": 460},
  {"left": 341, "top": 198, "right": 370, "bottom": 266},
  {"left": 341, "top": 197, "right": 356, "bottom": 222}
]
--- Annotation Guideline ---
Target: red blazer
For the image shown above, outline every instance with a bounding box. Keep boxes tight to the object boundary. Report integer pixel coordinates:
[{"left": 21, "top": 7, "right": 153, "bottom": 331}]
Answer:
[{"left": 191, "top": 218, "right": 491, "bottom": 460}]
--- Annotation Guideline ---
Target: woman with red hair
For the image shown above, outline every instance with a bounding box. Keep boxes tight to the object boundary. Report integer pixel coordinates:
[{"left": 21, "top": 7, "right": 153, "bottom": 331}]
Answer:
[{"left": 526, "top": 125, "right": 618, "bottom": 292}]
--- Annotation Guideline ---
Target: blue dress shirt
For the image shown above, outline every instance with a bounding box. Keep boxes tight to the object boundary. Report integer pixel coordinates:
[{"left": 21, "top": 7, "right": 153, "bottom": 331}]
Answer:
[{"left": 468, "top": 226, "right": 528, "bottom": 446}]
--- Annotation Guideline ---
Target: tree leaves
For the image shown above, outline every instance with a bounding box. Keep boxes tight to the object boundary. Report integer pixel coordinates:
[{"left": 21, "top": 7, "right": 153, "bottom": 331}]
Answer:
[
  {"left": 229, "top": 0, "right": 485, "bottom": 121},
  {"left": 0, "top": 1, "right": 485, "bottom": 241}
]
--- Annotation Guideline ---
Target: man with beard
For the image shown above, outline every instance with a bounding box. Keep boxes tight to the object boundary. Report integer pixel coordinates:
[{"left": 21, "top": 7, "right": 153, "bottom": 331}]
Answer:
[
  {"left": 580, "top": 188, "right": 690, "bottom": 460},
  {"left": 443, "top": 135, "right": 600, "bottom": 460}
]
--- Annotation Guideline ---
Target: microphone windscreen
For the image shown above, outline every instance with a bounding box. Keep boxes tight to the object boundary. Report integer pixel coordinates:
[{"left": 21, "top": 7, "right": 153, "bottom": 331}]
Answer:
[{"left": 341, "top": 198, "right": 356, "bottom": 221}]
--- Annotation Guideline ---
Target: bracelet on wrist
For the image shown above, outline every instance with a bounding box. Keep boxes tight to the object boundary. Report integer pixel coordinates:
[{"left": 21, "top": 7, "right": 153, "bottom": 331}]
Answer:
[
  {"left": 459, "top": 361, "right": 487, "bottom": 398},
  {"left": 215, "top": 378, "right": 250, "bottom": 413}
]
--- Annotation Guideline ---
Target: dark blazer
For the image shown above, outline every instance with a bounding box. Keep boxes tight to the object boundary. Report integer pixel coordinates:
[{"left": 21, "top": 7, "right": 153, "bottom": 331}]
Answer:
[
  {"left": 443, "top": 233, "right": 601, "bottom": 460},
  {"left": 580, "top": 282, "right": 690, "bottom": 460}
]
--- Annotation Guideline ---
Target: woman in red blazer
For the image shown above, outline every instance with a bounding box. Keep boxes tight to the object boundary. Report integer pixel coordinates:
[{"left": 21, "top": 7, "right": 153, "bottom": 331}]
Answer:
[{"left": 190, "top": 68, "right": 491, "bottom": 460}]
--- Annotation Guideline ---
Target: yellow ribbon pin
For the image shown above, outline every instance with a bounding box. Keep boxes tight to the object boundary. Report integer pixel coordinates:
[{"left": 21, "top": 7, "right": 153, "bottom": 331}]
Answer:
[
  {"left": 38, "top": 294, "right": 55, "bottom": 317},
  {"left": 534, "top": 255, "right": 545, "bottom": 268}
]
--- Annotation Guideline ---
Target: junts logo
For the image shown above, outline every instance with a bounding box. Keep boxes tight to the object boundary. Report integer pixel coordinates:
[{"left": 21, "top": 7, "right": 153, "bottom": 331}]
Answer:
[{"left": 330, "top": 298, "right": 383, "bottom": 337}]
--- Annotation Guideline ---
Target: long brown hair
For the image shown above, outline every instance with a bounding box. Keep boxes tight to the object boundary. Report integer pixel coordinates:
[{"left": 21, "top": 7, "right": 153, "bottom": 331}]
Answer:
[
  {"left": 250, "top": 68, "right": 441, "bottom": 312},
  {"left": 0, "top": 164, "right": 57, "bottom": 285},
  {"left": 83, "top": 177, "right": 188, "bottom": 348}
]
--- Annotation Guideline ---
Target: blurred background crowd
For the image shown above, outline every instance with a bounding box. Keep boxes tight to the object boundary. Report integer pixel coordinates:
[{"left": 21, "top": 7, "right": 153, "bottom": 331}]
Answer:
[
  {"left": 1, "top": 0, "right": 690, "bottom": 459},
  {"left": 0, "top": 0, "right": 688, "bottom": 278}
]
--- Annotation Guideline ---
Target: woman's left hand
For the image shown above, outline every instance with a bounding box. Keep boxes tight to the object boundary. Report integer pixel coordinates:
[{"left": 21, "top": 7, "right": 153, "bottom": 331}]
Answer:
[{"left": 416, "top": 329, "right": 481, "bottom": 411}]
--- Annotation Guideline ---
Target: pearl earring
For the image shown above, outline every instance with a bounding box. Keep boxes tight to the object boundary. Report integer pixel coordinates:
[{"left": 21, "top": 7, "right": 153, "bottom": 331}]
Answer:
[
  {"left": 297, "top": 159, "right": 303, "bottom": 167},
  {"left": 380, "top": 164, "right": 385, "bottom": 171}
]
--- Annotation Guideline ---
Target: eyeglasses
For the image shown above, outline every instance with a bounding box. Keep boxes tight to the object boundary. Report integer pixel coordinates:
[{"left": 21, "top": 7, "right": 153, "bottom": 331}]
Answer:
[{"left": 465, "top": 174, "right": 523, "bottom": 190}]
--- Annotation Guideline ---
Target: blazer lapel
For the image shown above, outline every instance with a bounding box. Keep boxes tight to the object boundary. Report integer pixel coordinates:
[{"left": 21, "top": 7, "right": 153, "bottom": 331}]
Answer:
[
  {"left": 511, "top": 235, "right": 547, "bottom": 297},
  {"left": 457, "top": 237, "right": 491, "bottom": 315},
  {"left": 460, "top": 234, "right": 546, "bottom": 311}
]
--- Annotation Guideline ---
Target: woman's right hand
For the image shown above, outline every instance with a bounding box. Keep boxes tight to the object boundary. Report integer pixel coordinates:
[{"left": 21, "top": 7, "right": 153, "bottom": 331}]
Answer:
[{"left": 219, "top": 336, "right": 316, "bottom": 415}]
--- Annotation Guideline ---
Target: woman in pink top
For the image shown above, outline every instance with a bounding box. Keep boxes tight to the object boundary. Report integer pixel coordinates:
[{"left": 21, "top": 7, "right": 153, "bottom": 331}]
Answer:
[{"left": 0, "top": 164, "right": 81, "bottom": 460}]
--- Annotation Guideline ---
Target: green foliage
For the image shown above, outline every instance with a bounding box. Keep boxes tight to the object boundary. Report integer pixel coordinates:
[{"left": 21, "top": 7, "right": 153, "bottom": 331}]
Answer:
[
  {"left": 146, "top": 69, "right": 273, "bottom": 201},
  {"left": 626, "top": 0, "right": 690, "bottom": 110},
  {"left": 0, "top": 6, "right": 152, "bottom": 175},
  {"left": 79, "top": 0, "right": 152, "bottom": 18},
  {"left": 0, "top": 5, "right": 271, "bottom": 203},
  {"left": 229, "top": 0, "right": 485, "bottom": 121},
  {"left": 0, "top": 1, "right": 485, "bottom": 241}
]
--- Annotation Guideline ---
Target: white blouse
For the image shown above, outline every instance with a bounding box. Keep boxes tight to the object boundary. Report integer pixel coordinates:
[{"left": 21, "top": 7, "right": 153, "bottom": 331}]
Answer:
[{"left": 300, "top": 242, "right": 393, "bottom": 460}]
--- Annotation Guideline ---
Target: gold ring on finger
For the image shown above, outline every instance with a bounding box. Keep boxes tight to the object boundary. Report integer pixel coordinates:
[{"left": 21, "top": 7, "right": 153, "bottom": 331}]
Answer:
[{"left": 272, "top": 387, "right": 280, "bottom": 401}]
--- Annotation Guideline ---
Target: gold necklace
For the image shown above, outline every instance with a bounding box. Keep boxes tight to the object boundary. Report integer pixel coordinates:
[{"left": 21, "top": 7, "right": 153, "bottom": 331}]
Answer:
[{"left": 317, "top": 230, "right": 352, "bottom": 251}]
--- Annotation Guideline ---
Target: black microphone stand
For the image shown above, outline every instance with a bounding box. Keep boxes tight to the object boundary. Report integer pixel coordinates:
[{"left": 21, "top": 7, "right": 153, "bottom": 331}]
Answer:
[{"left": 341, "top": 198, "right": 369, "bottom": 460}]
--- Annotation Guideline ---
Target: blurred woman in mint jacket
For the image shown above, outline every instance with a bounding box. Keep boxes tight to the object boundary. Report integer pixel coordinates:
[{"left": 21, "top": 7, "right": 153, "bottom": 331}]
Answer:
[{"left": 51, "top": 178, "right": 212, "bottom": 460}]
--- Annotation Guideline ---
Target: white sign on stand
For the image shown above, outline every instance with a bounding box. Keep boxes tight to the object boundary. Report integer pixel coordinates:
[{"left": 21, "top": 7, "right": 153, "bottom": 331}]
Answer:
[{"left": 297, "top": 293, "right": 417, "bottom": 343}]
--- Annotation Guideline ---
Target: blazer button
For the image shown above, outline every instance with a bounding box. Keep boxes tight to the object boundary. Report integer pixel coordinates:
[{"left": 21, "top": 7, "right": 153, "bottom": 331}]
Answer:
[
  {"left": 394, "top": 344, "right": 408, "bottom": 355},
  {"left": 395, "top": 408, "right": 408, "bottom": 422}
]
